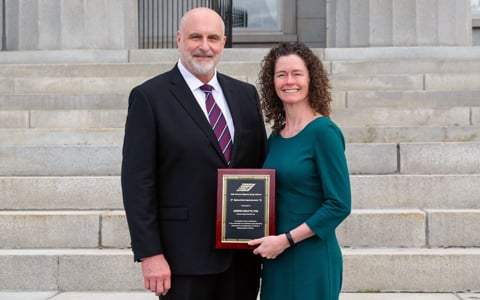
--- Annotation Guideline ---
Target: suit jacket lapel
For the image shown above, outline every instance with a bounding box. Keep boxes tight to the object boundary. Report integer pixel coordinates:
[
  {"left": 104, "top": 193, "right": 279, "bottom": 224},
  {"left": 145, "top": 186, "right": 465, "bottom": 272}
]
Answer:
[
  {"left": 218, "top": 73, "right": 243, "bottom": 164},
  {"left": 168, "top": 66, "right": 227, "bottom": 163}
]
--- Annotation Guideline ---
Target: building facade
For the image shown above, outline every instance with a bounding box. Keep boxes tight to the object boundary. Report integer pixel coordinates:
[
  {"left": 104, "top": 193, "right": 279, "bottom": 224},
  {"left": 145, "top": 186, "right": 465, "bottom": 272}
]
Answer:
[{"left": 0, "top": 0, "right": 478, "bottom": 50}]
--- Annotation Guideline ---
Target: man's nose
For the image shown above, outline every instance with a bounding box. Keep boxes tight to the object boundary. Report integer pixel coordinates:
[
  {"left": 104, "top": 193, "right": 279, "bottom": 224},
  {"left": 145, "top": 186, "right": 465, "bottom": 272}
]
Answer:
[{"left": 198, "top": 38, "right": 210, "bottom": 50}]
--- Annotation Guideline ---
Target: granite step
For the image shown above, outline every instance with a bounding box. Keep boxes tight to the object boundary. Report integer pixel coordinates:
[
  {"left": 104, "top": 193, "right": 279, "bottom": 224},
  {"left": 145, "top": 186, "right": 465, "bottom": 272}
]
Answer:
[
  {"left": 323, "top": 46, "right": 480, "bottom": 61},
  {"left": 0, "top": 128, "right": 124, "bottom": 145},
  {"left": 2, "top": 107, "right": 478, "bottom": 129},
  {"left": 2, "top": 209, "right": 479, "bottom": 249},
  {"left": 0, "top": 94, "right": 128, "bottom": 110},
  {"left": 340, "top": 90, "right": 480, "bottom": 108},
  {"left": 331, "top": 73, "right": 480, "bottom": 91},
  {"left": 330, "top": 59, "right": 480, "bottom": 75},
  {"left": 2, "top": 90, "right": 479, "bottom": 111},
  {"left": 1, "top": 47, "right": 479, "bottom": 66},
  {"left": 0, "top": 48, "right": 270, "bottom": 65},
  {"left": 332, "top": 106, "right": 474, "bottom": 127},
  {"left": 1, "top": 174, "right": 478, "bottom": 210},
  {"left": 341, "top": 248, "right": 480, "bottom": 292},
  {"left": 0, "top": 109, "right": 127, "bottom": 129},
  {"left": 1, "top": 248, "right": 479, "bottom": 292},
  {"left": 342, "top": 125, "right": 480, "bottom": 143},
  {"left": 0, "top": 291, "right": 478, "bottom": 300},
  {"left": 338, "top": 209, "right": 480, "bottom": 248},
  {"left": 1, "top": 73, "right": 479, "bottom": 96},
  {"left": 2, "top": 126, "right": 479, "bottom": 146},
  {"left": 1, "top": 142, "right": 479, "bottom": 176},
  {"left": 0, "top": 61, "right": 260, "bottom": 79}
]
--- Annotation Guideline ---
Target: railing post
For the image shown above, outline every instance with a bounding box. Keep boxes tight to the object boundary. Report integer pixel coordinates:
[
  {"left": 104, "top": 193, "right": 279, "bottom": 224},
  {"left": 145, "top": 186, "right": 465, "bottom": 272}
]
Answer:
[
  {"left": 210, "top": 0, "right": 232, "bottom": 48},
  {"left": 1, "top": 0, "right": 6, "bottom": 50},
  {"left": 222, "top": 0, "right": 233, "bottom": 48}
]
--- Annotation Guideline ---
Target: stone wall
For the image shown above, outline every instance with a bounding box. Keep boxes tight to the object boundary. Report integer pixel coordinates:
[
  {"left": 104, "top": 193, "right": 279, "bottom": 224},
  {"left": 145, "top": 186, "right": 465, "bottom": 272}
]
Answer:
[
  {"left": 327, "top": 0, "right": 473, "bottom": 47},
  {"left": 2, "top": 0, "right": 138, "bottom": 50}
]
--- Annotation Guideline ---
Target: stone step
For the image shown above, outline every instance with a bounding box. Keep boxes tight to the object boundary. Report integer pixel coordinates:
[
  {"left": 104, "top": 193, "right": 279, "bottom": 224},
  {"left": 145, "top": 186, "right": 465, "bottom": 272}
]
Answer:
[
  {"left": 128, "top": 48, "right": 295, "bottom": 63},
  {"left": 0, "top": 61, "right": 260, "bottom": 80},
  {"left": 0, "top": 145, "right": 122, "bottom": 176},
  {"left": 1, "top": 175, "right": 478, "bottom": 211},
  {"left": 1, "top": 248, "right": 479, "bottom": 291},
  {"left": 0, "top": 49, "right": 130, "bottom": 65},
  {"left": 0, "top": 211, "right": 128, "bottom": 249},
  {"left": 331, "top": 73, "right": 480, "bottom": 91},
  {"left": 0, "top": 94, "right": 128, "bottom": 110},
  {"left": 398, "top": 142, "right": 480, "bottom": 175},
  {"left": 1, "top": 47, "right": 479, "bottom": 66},
  {"left": 0, "top": 63, "right": 173, "bottom": 78},
  {"left": 323, "top": 46, "right": 480, "bottom": 61},
  {"left": 338, "top": 209, "right": 480, "bottom": 248},
  {"left": 0, "top": 176, "right": 122, "bottom": 210},
  {"left": 341, "top": 248, "right": 480, "bottom": 292},
  {"left": 2, "top": 209, "right": 479, "bottom": 249},
  {"left": 346, "top": 142, "right": 480, "bottom": 175},
  {"left": 1, "top": 73, "right": 479, "bottom": 96},
  {"left": 0, "top": 74, "right": 419, "bottom": 95},
  {"left": 2, "top": 107, "right": 478, "bottom": 129},
  {"left": 331, "top": 59, "right": 480, "bottom": 75},
  {"left": 0, "top": 48, "right": 271, "bottom": 65},
  {"left": 1, "top": 143, "right": 478, "bottom": 176},
  {"left": 2, "top": 125, "right": 479, "bottom": 146},
  {"left": 0, "top": 77, "right": 148, "bottom": 96},
  {"left": 0, "top": 249, "right": 143, "bottom": 291},
  {"left": 2, "top": 90, "right": 478, "bottom": 111},
  {"left": 0, "top": 128, "right": 124, "bottom": 145},
  {"left": 343, "top": 125, "right": 480, "bottom": 143},
  {"left": 351, "top": 174, "right": 480, "bottom": 209},
  {"left": 342, "top": 90, "right": 480, "bottom": 108},
  {"left": 0, "top": 291, "right": 476, "bottom": 300},
  {"left": 333, "top": 107, "right": 474, "bottom": 127},
  {"left": 0, "top": 109, "right": 127, "bottom": 128},
  {"left": 1, "top": 60, "right": 479, "bottom": 89}
]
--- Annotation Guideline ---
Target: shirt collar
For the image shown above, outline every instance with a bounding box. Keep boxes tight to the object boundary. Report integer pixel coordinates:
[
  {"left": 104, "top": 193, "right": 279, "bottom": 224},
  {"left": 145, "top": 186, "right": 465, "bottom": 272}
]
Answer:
[{"left": 177, "top": 59, "right": 221, "bottom": 92}]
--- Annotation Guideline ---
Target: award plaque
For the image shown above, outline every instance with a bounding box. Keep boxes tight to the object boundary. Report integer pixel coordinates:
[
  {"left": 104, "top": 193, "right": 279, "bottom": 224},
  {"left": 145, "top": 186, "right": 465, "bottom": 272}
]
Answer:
[{"left": 216, "top": 168, "right": 276, "bottom": 249}]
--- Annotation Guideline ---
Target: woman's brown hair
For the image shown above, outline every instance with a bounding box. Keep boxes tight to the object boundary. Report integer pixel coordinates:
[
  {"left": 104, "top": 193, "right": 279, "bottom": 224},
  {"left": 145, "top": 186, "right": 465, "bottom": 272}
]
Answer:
[{"left": 258, "top": 42, "right": 332, "bottom": 134}]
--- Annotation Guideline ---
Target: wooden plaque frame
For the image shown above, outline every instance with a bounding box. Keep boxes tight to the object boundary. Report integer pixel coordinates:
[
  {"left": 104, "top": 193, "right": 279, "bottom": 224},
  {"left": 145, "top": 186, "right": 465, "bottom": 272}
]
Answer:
[{"left": 216, "top": 168, "right": 276, "bottom": 249}]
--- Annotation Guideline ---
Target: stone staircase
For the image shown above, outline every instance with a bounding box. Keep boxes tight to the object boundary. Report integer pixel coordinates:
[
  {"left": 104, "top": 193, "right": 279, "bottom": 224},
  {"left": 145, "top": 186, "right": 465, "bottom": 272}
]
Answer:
[{"left": 0, "top": 47, "right": 479, "bottom": 293}]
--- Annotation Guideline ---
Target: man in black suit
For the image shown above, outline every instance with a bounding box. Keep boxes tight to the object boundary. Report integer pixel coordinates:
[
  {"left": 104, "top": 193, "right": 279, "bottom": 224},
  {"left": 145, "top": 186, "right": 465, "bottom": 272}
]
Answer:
[{"left": 121, "top": 7, "right": 267, "bottom": 300}]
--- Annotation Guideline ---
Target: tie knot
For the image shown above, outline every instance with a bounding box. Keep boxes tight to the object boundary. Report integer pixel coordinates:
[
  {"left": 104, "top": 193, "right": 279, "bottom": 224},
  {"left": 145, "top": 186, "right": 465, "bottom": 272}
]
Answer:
[{"left": 200, "top": 84, "right": 213, "bottom": 92}]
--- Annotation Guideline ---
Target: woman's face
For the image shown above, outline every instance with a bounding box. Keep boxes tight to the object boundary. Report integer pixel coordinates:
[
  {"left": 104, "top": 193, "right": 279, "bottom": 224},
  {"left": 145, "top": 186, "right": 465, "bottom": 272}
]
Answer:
[{"left": 273, "top": 54, "right": 310, "bottom": 105}]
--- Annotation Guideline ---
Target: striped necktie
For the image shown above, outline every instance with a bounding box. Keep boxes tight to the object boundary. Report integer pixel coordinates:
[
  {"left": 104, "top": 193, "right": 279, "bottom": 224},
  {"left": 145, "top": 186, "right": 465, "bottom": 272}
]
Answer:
[{"left": 200, "top": 84, "right": 233, "bottom": 165}]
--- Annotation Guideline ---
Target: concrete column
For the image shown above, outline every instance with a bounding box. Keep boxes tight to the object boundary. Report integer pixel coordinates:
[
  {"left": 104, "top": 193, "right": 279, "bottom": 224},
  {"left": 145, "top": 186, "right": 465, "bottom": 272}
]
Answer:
[
  {"left": 4, "top": 0, "right": 138, "bottom": 50},
  {"left": 326, "top": 0, "right": 472, "bottom": 47}
]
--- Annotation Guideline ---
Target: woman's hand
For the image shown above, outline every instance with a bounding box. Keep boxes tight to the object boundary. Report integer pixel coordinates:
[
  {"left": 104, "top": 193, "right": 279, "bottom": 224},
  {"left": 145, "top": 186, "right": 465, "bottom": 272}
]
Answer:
[{"left": 248, "top": 234, "right": 291, "bottom": 259}]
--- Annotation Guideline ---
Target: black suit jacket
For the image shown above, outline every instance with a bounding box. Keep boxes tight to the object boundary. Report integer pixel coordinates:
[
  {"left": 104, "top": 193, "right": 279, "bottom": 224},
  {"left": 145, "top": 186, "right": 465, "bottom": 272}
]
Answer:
[{"left": 121, "top": 64, "right": 267, "bottom": 275}]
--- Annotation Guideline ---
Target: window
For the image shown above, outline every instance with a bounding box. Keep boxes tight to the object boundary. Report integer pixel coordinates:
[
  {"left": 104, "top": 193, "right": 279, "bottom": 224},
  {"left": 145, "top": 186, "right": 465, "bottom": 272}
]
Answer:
[
  {"left": 233, "top": 0, "right": 282, "bottom": 31},
  {"left": 473, "top": 0, "right": 480, "bottom": 13},
  {"left": 232, "top": 0, "right": 297, "bottom": 45},
  {"left": 473, "top": 0, "right": 480, "bottom": 27}
]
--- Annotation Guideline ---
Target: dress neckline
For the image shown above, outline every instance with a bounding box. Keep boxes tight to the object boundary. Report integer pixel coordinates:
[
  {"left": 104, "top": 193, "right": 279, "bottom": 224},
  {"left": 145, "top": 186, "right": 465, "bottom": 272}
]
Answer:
[{"left": 279, "top": 116, "right": 325, "bottom": 140}]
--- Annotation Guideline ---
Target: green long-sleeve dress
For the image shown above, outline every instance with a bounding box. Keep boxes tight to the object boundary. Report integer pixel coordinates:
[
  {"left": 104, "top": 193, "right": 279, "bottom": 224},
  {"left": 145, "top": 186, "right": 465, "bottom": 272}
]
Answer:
[{"left": 260, "top": 117, "right": 351, "bottom": 300}]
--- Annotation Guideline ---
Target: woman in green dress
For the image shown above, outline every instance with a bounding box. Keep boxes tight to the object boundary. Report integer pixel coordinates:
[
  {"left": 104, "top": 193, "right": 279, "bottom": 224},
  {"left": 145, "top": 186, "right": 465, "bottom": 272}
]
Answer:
[{"left": 248, "top": 42, "right": 351, "bottom": 300}]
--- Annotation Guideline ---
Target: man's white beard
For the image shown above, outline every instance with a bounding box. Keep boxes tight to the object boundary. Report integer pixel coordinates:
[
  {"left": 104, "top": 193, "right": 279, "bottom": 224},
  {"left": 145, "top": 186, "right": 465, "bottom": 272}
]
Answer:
[{"left": 189, "top": 60, "right": 216, "bottom": 75}]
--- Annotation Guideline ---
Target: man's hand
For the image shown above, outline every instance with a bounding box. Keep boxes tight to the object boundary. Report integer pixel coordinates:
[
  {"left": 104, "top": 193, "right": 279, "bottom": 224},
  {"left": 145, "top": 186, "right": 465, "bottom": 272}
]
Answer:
[{"left": 141, "top": 254, "right": 171, "bottom": 296}]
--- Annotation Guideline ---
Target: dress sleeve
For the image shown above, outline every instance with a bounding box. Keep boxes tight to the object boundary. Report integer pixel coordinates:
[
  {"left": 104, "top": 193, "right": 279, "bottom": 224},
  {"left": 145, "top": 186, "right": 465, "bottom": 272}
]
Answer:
[{"left": 305, "top": 121, "right": 351, "bottom": 239}]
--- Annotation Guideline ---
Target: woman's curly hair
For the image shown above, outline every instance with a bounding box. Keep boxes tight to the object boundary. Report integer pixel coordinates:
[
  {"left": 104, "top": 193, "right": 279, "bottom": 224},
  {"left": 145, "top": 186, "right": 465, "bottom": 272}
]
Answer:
[{"left": 258, "top": 42, "right": 332, "bottom": 134}]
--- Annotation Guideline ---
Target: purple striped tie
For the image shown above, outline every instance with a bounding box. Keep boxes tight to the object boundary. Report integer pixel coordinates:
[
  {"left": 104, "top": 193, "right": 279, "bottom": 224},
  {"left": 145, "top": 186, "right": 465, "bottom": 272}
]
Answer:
[{"left": 200, "top": 84, "right": 233, "bottom": 164}]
